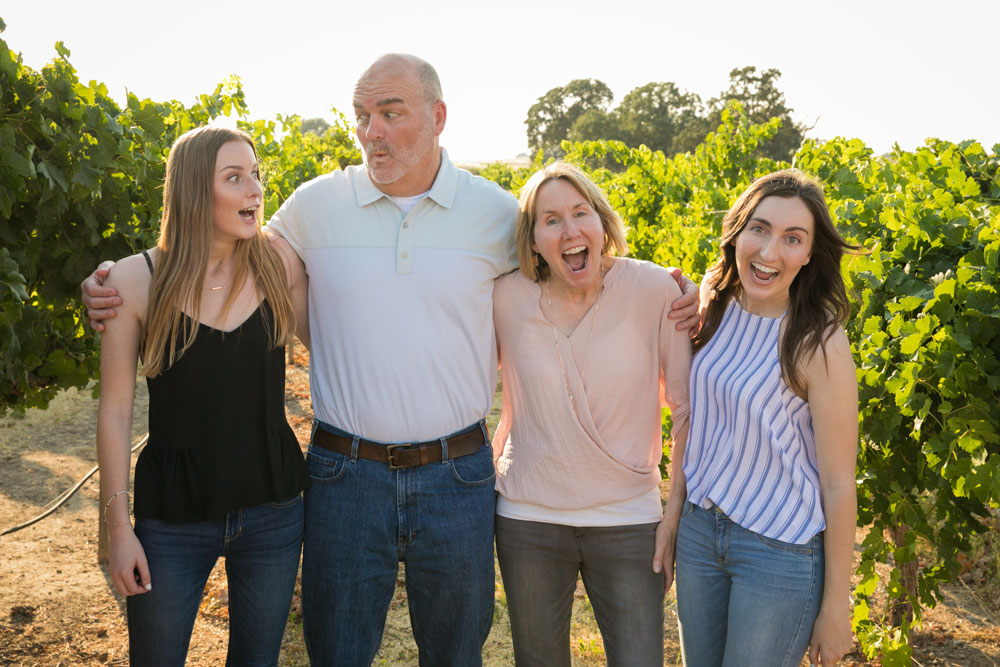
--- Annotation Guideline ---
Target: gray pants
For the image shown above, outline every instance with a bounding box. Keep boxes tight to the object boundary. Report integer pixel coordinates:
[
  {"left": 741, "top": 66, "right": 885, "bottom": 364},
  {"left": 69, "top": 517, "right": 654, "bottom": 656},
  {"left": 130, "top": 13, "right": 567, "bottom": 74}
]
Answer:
[{"left": 496, "top": 516, "right": 665, "bottom": 666}]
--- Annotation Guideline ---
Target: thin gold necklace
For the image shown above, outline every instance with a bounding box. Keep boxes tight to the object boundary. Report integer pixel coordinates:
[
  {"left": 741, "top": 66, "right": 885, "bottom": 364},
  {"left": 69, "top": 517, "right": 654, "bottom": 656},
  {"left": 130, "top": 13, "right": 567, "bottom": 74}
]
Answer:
[
  {"left": 203, "top": 276, "right": 231, "bottom": 291},
  {"left": 546, "top": 279, "right": 603, "bottom": 408}
]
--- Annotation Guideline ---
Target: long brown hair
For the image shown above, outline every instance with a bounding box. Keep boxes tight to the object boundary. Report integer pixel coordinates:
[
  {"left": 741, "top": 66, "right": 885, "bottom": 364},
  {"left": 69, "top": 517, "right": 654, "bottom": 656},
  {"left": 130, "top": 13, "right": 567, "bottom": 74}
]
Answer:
[
  {"left": 693, "top": 169, "right": 856, "bottom": 397},
  {"left": 141, "top": 126, "right": 294, "bottom": 377}
]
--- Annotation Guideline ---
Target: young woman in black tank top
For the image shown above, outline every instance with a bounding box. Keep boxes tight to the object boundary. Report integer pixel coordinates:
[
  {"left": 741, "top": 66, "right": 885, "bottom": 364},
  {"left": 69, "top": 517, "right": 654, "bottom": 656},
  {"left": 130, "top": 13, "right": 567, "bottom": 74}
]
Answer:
[{"left": 96, "top": 126, "right": 310, "bottom": 666}]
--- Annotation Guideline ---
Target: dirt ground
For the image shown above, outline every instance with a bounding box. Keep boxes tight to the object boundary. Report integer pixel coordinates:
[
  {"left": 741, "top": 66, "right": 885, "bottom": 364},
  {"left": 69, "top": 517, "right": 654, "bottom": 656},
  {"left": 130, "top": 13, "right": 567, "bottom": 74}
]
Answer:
[{"left": 1, "top": 347, "right": 998, "bottom": 666}]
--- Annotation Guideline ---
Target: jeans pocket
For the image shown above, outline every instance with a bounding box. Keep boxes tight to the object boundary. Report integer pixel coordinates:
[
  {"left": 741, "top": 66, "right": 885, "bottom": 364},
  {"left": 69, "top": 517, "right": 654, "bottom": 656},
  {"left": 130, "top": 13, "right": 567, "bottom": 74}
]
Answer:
[
  {"left": 754, "top": 531, "right": 815, "bottom": 555},
  {"left": 449, "top": 446, "right": 496, "bottom": 486},
  {"left": 307, "top": 448, "right": 349, "bottom": 483},
  {"left": 267, "top": 493, "right": 303, "bottom": 509}
]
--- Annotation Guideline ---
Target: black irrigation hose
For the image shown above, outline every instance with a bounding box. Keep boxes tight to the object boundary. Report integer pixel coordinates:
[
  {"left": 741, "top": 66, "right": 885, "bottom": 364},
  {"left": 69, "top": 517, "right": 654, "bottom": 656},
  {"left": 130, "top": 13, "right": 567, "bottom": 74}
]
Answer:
[{"left": 0, "top": 434, "right": 148, "bottom": 537}]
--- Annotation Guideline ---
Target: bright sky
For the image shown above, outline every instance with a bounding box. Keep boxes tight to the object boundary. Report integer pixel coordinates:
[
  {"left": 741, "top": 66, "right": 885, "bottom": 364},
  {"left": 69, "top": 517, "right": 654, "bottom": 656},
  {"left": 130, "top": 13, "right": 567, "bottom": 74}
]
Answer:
[{"left": 3, "top": 1, "right": 996, "bottom": 163}]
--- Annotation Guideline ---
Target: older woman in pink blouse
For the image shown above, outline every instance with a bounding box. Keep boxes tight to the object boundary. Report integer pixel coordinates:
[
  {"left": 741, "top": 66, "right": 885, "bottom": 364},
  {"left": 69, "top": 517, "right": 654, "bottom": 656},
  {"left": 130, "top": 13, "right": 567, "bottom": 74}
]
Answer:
[{"left": 492, "top": 162, "right": 691, "bottom": 666}]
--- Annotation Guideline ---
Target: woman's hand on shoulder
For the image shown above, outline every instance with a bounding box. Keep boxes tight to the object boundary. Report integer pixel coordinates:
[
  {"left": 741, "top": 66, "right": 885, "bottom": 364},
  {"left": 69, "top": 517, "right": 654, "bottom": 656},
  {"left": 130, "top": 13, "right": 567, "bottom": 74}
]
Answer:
[
  {"left": 666, "top": 267, "right": 700, "bottom": 336},
  {"left": 99, "top": 253, "right": 153, "bottom": 332},
  {"left": 108, "top": 525, "right": 152, "bottom": 596},
  {"left": 81, "top": 261, "right": 121, "bottom": 332}
]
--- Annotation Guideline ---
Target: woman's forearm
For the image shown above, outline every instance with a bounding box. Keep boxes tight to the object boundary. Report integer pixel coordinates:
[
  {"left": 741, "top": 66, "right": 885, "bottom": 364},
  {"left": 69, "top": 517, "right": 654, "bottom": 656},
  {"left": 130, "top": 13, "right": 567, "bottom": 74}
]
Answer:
[{"left": 819, "top": 483, "right": 856, "bottom": 612}]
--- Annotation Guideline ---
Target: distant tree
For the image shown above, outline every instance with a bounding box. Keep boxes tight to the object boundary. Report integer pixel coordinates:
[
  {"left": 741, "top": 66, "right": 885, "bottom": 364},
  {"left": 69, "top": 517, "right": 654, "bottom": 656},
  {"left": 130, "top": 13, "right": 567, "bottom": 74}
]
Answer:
[
  {"left": 615, "top": 82, "right": 705, "bottom": 154},
  {"left": 525, "top": 79, "right": 614, "bottom": 157},
  {"left": 567, "top": 108, "right": 625, "bottom": 144},
  {"left": 300, "top": 117, "right": 332, "bottom": 135},
  {"left": 525, "top": 67, "right": 805, "bottom": 161},
  {"left": 707, "top": 66, "right": 805, "bottom": 161},
  {"left": 670, "top": 116, "right": 715, "bottom": 155}
]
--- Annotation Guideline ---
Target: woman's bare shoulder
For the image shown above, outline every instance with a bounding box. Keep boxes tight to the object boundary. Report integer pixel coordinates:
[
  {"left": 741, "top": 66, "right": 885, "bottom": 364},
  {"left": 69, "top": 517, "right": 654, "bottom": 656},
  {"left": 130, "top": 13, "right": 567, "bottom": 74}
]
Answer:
[
  {"left": 802, "top": 324, "right": 855, "bottom": 385},
  {"left": 104, "top": 252, "right": 153, "bottom": 313}
]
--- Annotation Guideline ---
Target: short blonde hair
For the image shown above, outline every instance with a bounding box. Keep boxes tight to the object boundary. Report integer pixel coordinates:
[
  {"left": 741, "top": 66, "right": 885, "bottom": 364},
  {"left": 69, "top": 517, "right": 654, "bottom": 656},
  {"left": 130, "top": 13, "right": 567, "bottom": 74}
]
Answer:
[{"left": 515, "top": 162, "right": 628, "bottom": 282}]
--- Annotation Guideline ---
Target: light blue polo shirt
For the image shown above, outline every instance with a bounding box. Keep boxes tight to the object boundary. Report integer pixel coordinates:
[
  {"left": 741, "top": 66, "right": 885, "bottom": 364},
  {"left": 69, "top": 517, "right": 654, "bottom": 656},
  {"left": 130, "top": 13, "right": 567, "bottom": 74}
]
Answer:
[{"left": 267, "top": 150, "right": 518, "bottom": 442}]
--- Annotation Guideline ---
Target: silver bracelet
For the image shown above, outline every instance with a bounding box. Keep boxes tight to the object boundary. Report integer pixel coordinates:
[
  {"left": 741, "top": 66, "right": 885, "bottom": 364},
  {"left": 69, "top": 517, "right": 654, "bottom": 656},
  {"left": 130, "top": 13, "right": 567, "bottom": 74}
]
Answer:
[{"left": 104, "top": 489, "right": 131, "bottom": 524}]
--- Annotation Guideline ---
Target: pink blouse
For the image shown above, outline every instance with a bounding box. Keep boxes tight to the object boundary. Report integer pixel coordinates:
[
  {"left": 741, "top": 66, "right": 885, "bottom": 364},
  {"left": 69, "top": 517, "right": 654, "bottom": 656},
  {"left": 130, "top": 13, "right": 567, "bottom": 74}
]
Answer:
[{"left": 493, "top": 257, "right": 691, "bottom": 510}]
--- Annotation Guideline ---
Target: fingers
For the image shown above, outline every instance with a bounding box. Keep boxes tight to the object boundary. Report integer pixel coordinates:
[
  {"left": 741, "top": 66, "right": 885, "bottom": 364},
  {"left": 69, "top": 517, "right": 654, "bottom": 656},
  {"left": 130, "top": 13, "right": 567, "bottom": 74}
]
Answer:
[
  {"left": 113, "top": 565, "right": 150, "bottom": 597},
  {"left": 652, "top": 520, "right": 668, "bottom": 573},
  {"left": 81, "top": 264, "right": 119, "bottom": 303},
  {"left": 82, "top": 267, "right": 116, "bottom": 294},
  {"left": 110, "top": 548, "right": 152, "bottom": 597},
  {"left": 87, "top": 304, "right": 120, "bottom": 318},
  {"left": 82, "top": 266, "right": 121, "bottom": 332},
  {"left": 675, "top": 313, "right": 701, "bottom": 336},
  {"left": 87, "top": 307, "right": 119, "bottom": 333},
  {"left": 652, "top": 519, "right": 677, "bottom": 593},
  {"left": 668, "top": 288, "right": 698, "bottom": 312},
  {"left": 82, "top": 289, "right": 121, "bottom": 309},
  {"left": 667, "top": 292, "right": 699, "bottom": 334},
  {"left": 112, "top": 567, "right": 137, "bottom": 596},
  {"left": 135, "top": 553, "right": 152, "bottom": 593},
  {"left": 808, "top": 641, "right": 820, "bottom": 666}
]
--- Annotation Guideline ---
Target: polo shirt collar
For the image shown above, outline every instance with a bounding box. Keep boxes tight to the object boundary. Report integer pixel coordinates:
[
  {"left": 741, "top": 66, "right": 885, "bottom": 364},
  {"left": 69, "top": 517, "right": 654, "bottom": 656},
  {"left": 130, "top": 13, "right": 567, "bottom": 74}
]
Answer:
[{"left": 354, "top": 148, "right": 457, "bottom": 209}]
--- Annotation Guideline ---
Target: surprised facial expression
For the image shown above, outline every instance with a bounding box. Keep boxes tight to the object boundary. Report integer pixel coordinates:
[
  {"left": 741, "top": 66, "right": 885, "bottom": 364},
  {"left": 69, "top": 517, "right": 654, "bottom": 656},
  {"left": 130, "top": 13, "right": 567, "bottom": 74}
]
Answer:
[
  {"left": 213, "top": 140, "right": 262, "bottom": 244},
  {"left": 531, "top": 178, "right": 606, "bottom": 292},
  {"left": 353, "top": 61, "right": 444, "bottom": 195},
  {"left": 734, "top": 195, "right": 814, "bottom": 317}
]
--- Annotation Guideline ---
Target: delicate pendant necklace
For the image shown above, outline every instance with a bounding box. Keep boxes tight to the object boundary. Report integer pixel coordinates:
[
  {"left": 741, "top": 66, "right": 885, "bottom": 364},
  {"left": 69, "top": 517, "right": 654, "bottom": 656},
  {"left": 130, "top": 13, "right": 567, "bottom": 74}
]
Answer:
[
  {"left": 203, "top": 277, "right": 231, "bottom": 292},
  {"left": 547, "top": 279, "right": 603, "bottom": 409}
]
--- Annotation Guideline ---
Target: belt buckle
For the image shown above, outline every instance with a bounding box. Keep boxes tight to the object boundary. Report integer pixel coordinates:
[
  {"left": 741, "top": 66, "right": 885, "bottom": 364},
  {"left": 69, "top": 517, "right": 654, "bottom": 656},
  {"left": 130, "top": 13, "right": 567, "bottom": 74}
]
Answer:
[{"left": 385, "top": 443, "right": 412, "bottom": 470}]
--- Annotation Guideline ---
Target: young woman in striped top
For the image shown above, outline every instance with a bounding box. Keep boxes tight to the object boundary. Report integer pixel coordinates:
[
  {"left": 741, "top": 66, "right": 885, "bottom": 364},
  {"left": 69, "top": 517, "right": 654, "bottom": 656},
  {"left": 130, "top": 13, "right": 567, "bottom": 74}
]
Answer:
[{"left": 669, "top": 170, "right": 859, "bottom": 666}]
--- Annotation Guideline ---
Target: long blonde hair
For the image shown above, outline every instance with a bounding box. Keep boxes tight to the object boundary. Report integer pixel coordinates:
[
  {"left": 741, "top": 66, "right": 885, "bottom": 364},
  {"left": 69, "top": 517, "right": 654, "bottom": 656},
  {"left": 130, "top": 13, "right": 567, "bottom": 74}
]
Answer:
[{"left": 141, "top": 126, "right": 295, "bottom": 377}]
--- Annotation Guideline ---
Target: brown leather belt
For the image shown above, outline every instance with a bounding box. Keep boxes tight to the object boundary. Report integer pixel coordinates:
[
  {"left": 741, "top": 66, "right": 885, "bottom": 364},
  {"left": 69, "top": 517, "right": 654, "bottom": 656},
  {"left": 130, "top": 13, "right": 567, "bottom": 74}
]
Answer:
[{"left": 311, "top": 424, "right": 485, "bottom": 469}]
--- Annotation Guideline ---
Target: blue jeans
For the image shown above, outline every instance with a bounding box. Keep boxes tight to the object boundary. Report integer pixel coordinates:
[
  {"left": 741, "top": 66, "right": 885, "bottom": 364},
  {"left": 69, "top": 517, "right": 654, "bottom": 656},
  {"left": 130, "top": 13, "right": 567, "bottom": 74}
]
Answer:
[
  {"left": 126, "top": 496, "right": 304, "bottom": 667},
  {"left": 301, "top": 420, "right": 496, "bottom": 667},
  {"left": 675, "top": 501, "right": 824, "bottom": 667},
  {"left": 496, "top": 516, "right": 665, "bottom": 667}
]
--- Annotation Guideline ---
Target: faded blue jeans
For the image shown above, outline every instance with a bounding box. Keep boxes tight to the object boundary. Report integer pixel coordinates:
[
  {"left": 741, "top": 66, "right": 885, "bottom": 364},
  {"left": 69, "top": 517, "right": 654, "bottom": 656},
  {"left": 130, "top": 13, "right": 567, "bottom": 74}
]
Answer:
[
  {"left": 675, "top": 501, "right": 824, "bottom": 667},
  {"left": 126, "top": 496, "right": 303, "bottom": 666},
  {"left": 301, "top": 419, "right": 496, "bottom": 667}
]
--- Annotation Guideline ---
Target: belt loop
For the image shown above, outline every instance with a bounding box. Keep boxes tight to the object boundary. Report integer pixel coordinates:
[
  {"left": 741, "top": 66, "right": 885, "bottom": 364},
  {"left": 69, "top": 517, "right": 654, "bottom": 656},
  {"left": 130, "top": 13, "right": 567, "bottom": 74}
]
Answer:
[
  {"left": 439, "top": 436, "right": 449, "bottom": 463},
  {"left": 478, "top": 418, "right": 489, "bottom": 444},
  {"left": 310, "top": 420, "right": 319, "bottom": 441},
  {"left": 350, "top": 436, "right": 359, "bottom": 462}
]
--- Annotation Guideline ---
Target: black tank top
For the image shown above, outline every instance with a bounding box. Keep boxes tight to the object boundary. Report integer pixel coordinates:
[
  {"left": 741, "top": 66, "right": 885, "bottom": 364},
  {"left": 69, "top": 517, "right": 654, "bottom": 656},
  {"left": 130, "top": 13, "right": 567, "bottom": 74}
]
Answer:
[{"left": 133, "top": 251, "right": 309, "bottom": 522}]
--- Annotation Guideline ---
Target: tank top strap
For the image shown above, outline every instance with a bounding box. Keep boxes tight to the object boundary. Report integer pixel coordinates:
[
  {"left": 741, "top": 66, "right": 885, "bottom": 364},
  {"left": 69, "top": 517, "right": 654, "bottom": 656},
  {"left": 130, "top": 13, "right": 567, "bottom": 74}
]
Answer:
[{"left": 141, "top": 250, "right": 153, "bottom": 276}]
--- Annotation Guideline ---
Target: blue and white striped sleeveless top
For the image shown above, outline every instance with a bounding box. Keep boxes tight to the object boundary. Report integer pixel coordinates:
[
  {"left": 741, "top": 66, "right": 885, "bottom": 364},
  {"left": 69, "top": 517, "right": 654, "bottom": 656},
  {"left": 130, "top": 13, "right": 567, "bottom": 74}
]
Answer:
[{"left": 683, "top": 299, "right": 825, "bottom": 544}]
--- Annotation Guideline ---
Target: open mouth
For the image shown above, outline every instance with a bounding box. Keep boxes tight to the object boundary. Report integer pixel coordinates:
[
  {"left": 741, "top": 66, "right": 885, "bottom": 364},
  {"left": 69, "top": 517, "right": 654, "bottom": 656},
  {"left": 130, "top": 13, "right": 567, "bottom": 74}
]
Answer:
[
  {"left": 367, "top": 143, "right": 393, "bottom": 159},
  {"left": 239, "top": 206, "right": 258, "bottom": 223},
  {"left": 750, "top": 261, "right": 778, "bottom": 283},
  {"left": 562, "top": 246, "right": 589, "bottom": 274}
]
